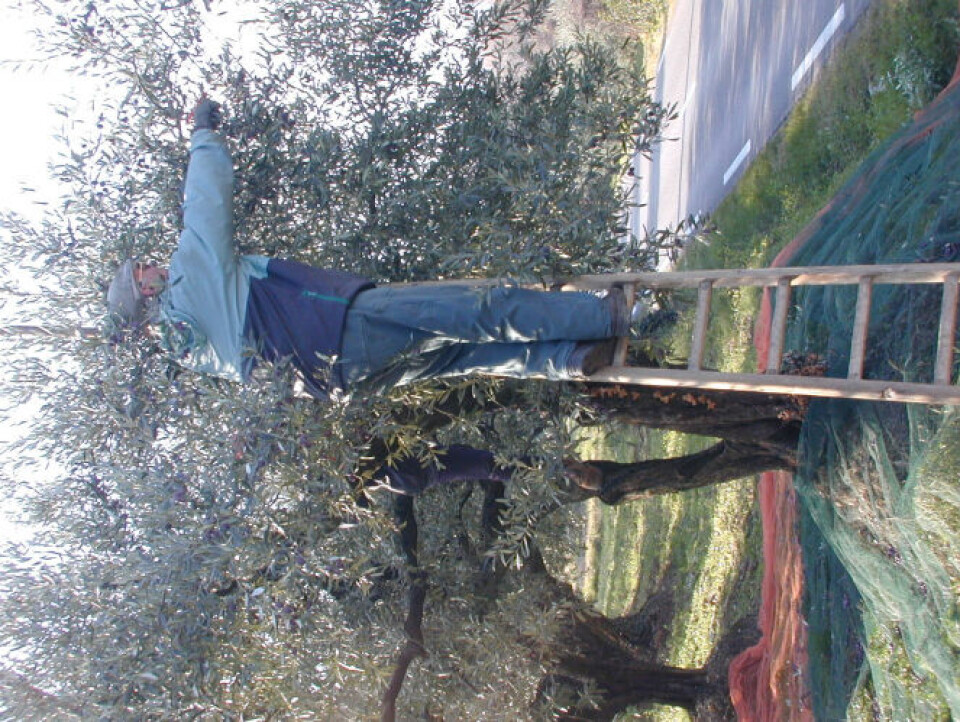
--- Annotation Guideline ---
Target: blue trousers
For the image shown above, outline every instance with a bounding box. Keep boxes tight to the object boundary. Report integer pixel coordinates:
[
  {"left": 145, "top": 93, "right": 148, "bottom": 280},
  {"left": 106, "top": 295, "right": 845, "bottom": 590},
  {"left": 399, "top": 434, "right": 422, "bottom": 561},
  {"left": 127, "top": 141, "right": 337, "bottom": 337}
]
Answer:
[
  {"left": 337, "top": 284, "right": 615, "bottom": 391},
  {"left": 381, "top": 444, "right": 517, "bottom": 495}
]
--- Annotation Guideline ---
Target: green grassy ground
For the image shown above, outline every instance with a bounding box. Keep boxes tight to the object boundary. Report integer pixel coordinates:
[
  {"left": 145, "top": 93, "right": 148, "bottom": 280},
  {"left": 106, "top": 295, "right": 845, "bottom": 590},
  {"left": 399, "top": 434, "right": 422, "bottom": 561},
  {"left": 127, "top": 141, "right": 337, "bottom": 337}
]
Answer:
[
  {"left": 577, "top": 0, "right": 960, "bottom": 718},
  {"left": 576, "top": 426, "right": 762, "bottom": 721}
]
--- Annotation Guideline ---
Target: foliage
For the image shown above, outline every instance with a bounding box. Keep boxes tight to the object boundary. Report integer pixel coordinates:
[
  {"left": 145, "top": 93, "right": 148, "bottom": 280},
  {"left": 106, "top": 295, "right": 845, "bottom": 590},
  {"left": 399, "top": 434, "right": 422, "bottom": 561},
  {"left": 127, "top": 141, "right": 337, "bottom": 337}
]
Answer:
[
  {"left": 597, "top": 0, "right": 666, "bottom": 45},
  {"left": 534, "top": 0, "right": 666, "bottom": 73},
  {"left": 0, "top": 0, "right": 673, "bottom": 717}
]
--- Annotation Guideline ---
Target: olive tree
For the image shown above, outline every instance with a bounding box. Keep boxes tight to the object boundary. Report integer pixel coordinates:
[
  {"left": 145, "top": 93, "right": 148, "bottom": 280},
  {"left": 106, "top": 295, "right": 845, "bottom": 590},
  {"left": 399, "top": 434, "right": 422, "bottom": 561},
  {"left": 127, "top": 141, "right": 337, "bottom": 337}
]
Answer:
[{"left": 0, "top": 0, "right": 794, "bottom": 718}]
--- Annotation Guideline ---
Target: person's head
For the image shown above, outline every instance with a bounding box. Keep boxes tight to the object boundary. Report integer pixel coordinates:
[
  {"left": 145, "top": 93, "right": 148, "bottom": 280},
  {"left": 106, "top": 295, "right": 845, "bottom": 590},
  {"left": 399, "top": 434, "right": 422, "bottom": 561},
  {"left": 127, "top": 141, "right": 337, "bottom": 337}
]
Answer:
[{"left": 107, "top": 259, "right": 168, "bottom": 326}]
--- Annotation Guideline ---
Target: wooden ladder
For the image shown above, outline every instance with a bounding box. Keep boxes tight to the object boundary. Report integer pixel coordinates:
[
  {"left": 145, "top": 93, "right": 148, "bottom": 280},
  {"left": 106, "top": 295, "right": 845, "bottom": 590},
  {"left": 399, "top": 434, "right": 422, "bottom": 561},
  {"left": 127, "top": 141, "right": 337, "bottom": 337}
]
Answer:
[{"left": 562, "top": 263, "right": 960, "bottom": 405}]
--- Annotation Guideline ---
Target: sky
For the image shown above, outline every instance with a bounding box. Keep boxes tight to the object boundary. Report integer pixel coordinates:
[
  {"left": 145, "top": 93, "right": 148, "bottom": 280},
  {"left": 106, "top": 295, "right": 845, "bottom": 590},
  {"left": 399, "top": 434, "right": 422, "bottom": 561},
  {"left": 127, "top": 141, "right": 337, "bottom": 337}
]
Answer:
[
  {"left": 0, "top": 2, "right": 262, "bottom": 545},
  {"left": 0, "top": 6, "right": 80, "bottom": 219},
  {"left": 0, "top": 1, "right": 266, "bottom": 215},
  {"left": 0, "top": 5, "right": 79, "bottom": 544}
]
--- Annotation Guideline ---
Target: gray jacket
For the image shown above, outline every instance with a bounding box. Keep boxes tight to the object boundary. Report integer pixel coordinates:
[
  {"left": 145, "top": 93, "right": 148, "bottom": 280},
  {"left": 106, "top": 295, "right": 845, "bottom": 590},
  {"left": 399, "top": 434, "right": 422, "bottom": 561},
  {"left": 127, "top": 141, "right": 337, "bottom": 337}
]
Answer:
[{"left": 161, "top": 129, "right": 269, "bottom": 383}]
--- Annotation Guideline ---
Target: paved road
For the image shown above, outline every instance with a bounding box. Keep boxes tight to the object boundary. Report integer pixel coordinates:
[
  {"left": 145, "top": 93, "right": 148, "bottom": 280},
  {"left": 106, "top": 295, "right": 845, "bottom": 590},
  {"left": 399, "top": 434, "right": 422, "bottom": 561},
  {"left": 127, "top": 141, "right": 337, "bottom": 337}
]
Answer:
[{"left": 631, "top": 0, "right": 874, "bottom": 240}]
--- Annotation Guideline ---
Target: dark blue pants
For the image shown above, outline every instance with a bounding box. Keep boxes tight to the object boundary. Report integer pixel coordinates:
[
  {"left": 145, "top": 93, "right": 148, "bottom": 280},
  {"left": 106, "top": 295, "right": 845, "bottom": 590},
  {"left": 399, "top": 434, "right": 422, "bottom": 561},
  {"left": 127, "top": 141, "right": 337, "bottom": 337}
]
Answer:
[
  {"left": 381, "top": 445, "right": 517, "bottom": 495},
  {"left": 338, "top": 284, "right": 614, "bottom": 392}
]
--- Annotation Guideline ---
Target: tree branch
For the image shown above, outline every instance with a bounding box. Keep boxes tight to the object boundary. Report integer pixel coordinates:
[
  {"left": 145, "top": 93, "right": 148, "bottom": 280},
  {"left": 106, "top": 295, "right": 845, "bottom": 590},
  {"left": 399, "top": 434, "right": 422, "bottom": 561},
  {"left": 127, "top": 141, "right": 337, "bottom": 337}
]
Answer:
[
  {"left": 592, "top": 439, "right": 796, "bottom": 505},
  {"left": 0, "top": 325, "right": 100, "bottom": 340},
  {"left": 0, "top": 669, "right": 85, "bottom": 717},
  {"left": 380, "top": 573, "right": 428, "bottom": 722},
  {"left": 380, "top": 496, "right": 428, "bottom": 722}
]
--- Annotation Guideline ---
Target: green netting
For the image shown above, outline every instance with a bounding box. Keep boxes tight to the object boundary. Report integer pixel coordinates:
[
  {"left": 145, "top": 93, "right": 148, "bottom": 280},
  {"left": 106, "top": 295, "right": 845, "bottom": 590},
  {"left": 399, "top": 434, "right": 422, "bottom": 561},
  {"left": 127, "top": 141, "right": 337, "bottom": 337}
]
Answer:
[
  {"left": 799, "top": 501, "right": 864, "bottom": 720},
  {"left": 780, "top": 84, "right": 960, "bottom": 719}
]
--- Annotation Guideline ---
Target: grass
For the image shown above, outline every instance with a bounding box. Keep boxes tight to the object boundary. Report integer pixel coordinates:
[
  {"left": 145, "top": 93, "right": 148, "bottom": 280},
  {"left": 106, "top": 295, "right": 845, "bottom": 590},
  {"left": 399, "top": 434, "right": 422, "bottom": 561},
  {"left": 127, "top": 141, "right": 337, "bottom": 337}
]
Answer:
[
  {"left": 576, "top": 0, "right": 960, "bottom": 718},
  {"left": 575, "top": 425, "right": 763, "bottom": 720}
]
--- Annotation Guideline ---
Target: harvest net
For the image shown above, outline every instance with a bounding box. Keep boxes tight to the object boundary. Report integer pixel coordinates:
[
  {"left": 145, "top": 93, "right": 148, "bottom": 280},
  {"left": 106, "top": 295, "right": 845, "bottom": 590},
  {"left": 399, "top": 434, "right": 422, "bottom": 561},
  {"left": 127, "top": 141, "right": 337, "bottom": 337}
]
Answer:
[{"left": 730, "top": 44, "right": 960, "bottom": 721}]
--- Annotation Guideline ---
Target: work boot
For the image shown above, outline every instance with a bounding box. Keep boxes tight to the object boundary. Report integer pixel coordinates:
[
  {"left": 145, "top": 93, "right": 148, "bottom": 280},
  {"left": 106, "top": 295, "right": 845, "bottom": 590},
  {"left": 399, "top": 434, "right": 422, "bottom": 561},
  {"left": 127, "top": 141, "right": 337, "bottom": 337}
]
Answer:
[
  {"left": 568, "top": 339, "right": 617, "bottom": 377},
  {"left": 604, "top": 286, "right": 630, "bottom": 337}
]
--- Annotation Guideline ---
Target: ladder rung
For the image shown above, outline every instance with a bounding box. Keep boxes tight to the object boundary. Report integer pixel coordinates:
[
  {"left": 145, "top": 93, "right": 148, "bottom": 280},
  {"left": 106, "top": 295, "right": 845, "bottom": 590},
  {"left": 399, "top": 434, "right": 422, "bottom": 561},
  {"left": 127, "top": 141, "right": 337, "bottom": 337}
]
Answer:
[
  {"left": 935, "top": 273, "right": 960, "bottom": 385},
  {"left": 766, "top": 277, "right": 793, "bottom": 373},
  {"left": 612, "top": 283, "right": 636, "bottom": 367},
  {"left": 688, "top": 280, "right": 713, "bottom": 371},
  {"left": 848, "top": 277, "right": 874, "bottom": 380}
]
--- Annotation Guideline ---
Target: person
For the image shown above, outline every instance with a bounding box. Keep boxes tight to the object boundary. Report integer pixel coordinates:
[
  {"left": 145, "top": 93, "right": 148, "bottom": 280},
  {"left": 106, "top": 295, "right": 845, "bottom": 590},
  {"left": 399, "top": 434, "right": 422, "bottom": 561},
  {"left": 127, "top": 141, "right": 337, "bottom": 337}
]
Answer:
[
  {"left": 107, "top": 99, "right": 631, "bottom": 400},
  {"left": 375, "top": 444, "right": 518, "bottom": 496}
]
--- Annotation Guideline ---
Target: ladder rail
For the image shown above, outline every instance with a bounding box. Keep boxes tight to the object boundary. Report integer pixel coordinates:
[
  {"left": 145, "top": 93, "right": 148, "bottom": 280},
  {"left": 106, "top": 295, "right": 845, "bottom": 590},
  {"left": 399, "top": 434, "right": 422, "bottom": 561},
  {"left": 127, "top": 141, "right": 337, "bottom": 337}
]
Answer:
[
  {"left": 688, "top": 280, "right": 713, "bottom": 371},
  {"left": 935, "top": 273, "right": 960, "bottom": 385},
  {"left": 389, "top": 263, "right": 960, "bottom": 291},
  {"left": 562, "top": 262, "right": 960, "bottom": 290},
  {"left": 766, "top": 277, "right": 792, "bottom": 374},
  {"left": 848, "top": 276, "right": 874, "bottom": 381},
  {"left": 587, "top": 367, "right": 960, "bottom": 405}
]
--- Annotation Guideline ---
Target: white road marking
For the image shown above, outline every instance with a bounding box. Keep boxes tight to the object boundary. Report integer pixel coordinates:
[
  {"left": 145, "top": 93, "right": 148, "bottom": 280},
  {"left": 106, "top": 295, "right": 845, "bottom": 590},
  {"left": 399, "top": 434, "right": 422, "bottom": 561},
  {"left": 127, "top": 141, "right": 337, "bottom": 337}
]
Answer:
[
  {"left": 723, "top": 140, "right": 752, "bottom": 185},
  {"left": 791, "top": 4, "right": 846, "bottom": 90},
  {"left": 678, "top": 82, "right": 697, "bottom": 118}
]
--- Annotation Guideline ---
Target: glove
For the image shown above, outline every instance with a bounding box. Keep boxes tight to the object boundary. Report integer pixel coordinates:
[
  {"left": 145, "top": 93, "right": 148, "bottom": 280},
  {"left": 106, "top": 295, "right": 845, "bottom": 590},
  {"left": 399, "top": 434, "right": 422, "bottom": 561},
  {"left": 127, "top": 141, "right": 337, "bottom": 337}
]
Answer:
[{"left": 191, "top": 98, "right": 222, "bottom": 132}]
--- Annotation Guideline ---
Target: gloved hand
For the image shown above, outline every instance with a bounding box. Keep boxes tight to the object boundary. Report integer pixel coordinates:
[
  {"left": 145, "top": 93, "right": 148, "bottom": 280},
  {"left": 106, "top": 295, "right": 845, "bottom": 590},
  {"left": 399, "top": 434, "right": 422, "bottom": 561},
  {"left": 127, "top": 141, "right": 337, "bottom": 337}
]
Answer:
[{"left": 191, "top": 98, "right": 222, "bottom": 131}]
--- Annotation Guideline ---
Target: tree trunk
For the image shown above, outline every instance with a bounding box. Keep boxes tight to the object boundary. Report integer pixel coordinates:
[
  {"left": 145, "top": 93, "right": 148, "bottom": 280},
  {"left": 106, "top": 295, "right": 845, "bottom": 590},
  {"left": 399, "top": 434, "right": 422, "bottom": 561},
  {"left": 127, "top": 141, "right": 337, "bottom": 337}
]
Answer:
[
  {"left": 564, "top": 439, "right": 796, "bottom": 505},
  {"left": 528, "top": 557, "right": 719, "bottom": 719},
  {"left": 381, "top": 496, "right": 427, "bottom": 722},
  {"left": 544, "top": 662, "right": 713, "bottom": 719},
  {"left": 561, "top": 613, "right": 714, "bottom": 712}
]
